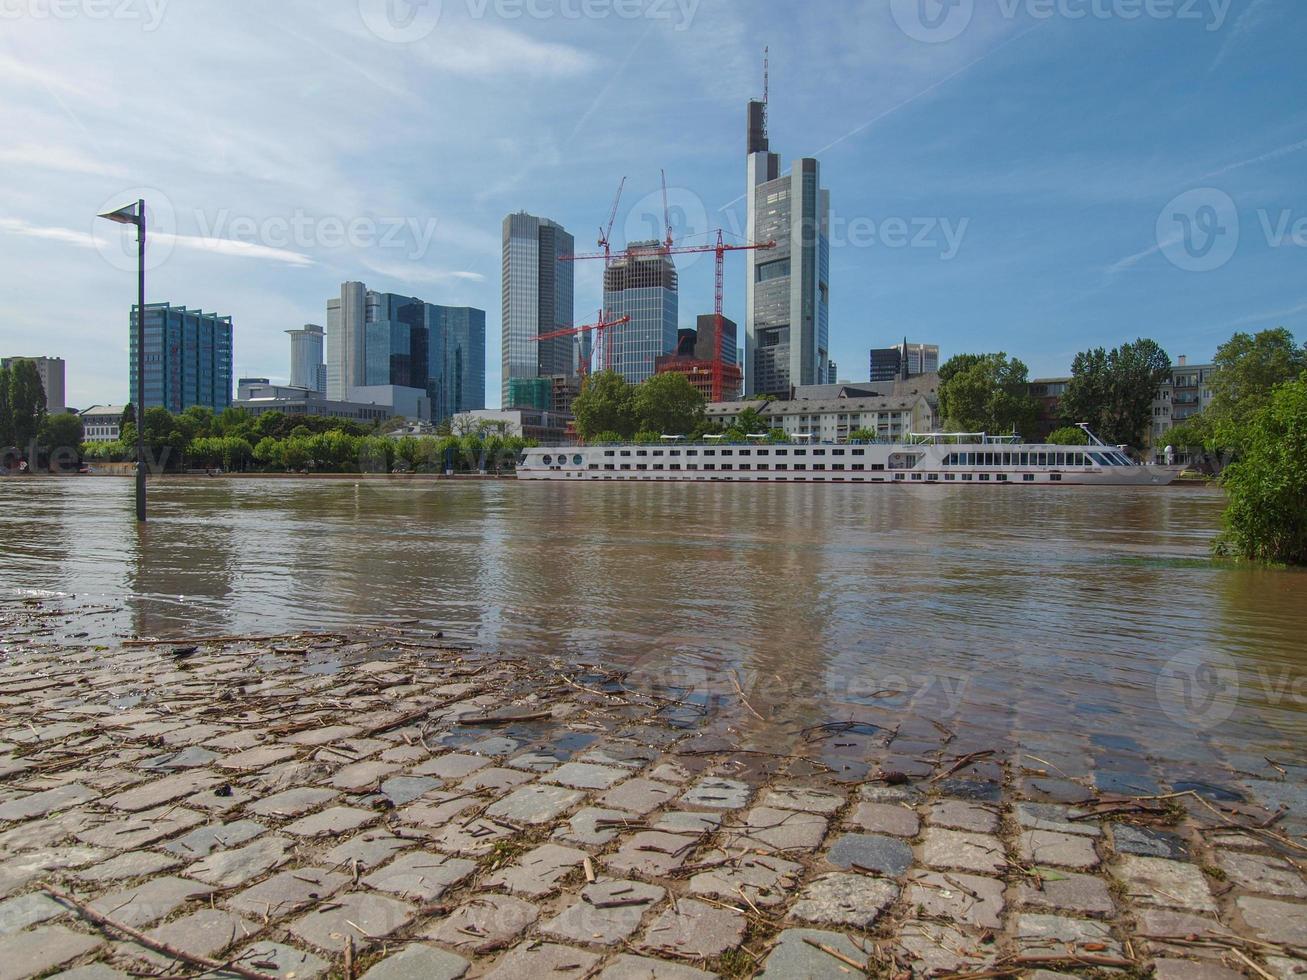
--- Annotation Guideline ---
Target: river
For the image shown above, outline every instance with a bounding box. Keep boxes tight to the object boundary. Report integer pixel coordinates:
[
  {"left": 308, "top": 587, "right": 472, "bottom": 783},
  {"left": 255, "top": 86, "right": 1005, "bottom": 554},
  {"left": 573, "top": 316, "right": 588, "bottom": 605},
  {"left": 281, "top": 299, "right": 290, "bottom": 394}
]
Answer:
[{"left": 3, "top": 477, "right": 1305, "bottom": 803}]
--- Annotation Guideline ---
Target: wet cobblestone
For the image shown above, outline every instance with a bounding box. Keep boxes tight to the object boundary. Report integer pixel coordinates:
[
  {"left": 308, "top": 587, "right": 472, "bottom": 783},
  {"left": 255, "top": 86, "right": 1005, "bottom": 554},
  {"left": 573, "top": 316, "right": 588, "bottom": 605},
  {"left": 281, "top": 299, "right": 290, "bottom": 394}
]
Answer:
[{"left": 0, "top": 617, "right": 1304, "bottom": 978}]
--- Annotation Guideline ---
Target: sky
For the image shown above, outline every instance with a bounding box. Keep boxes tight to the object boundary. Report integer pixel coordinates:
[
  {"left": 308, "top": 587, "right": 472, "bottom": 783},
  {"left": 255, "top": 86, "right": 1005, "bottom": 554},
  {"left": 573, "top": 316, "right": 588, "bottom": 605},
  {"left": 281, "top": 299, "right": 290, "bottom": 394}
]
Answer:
[{"left": 2, "top": 0, "right": 1305, "bottom": 408}]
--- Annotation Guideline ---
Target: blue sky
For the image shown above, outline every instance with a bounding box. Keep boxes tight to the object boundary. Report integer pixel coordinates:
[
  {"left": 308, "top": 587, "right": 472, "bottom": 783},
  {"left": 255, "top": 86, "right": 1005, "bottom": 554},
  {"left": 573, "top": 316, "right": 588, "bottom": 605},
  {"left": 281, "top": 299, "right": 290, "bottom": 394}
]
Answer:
[{"left": 2, "top": 0, "right": 1304, "bottom": 407}]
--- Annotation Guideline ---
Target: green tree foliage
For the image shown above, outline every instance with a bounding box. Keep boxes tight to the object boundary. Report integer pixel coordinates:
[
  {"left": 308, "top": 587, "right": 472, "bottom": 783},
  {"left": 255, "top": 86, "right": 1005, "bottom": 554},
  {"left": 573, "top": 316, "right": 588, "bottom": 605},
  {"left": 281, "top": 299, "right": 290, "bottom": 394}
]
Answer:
[
  {"left": 38, "top": 413, "right": 84, "bottom": 455},
  {"left": 848, "top": 427, "right": 877, "bottom": 443},
  {"left": 733, "top": 406, "right": 766, "bottom": 435},
  {"left": 1219, "top": 374, "right": 1307, "bottom": 565},
  {"left": 7, "top": 359, "right": 47, "bottom": 449},
  {"left": 633, "top": 372, "right": 705, "bottom": 436},
  {"left": 766, "top": 428, "right": 789, "bottom": 443},
  {"left": 0, "top": 366, "right": 13, "bottom": 446},
  {"left": 1207, "top": 328, "right": 1306, "bottom": 449},
  {"left": 1060, "top": 339, "right": 1171, "bottom": 448},
  {"left": 572, "top": 370, "right": 636, "bottom": 440},
  {"left": 938, "top": 353, "right": 1039, "bottom": 436},
  {"left": 633, "top": 430, "right": 662, "bottom": 445},
  {"left": 1046, "top": 425, "right": 1089, "bottom": 446},
  {"left": 593, "top": 431, "right": 625, "bottom": 445}
]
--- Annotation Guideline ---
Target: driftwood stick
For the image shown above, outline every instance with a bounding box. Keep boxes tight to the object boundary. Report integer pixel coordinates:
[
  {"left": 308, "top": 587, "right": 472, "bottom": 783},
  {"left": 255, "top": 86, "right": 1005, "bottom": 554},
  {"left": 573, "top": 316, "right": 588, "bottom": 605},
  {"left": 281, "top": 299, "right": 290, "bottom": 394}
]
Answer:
[
  {"left": 42, "top": 885, "right": 278, "bottom": 980},
  {"left": 800, "top": 936, "right": 868, "bottom": 974}
]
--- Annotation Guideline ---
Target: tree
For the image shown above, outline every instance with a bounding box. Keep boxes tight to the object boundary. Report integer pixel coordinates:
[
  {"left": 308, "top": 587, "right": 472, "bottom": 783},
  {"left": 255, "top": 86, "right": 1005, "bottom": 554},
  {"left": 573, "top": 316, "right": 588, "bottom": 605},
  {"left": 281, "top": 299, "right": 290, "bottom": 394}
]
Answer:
[
  {"left": 848, "top": 427, "right": 877, "bottom": 443},
  {"left": 633, "top": 372, "right": 705, "bottom": 436},
  {"left": 1208, "top": 327, "right": 1306, "bottom": 450},
  {"left": 593, "top": 431, "right": 625, "bottom": 444},
  {"left": 7, "top": 359, "right": 47, "bottom": 450},
  {"left": 1047, "top": 426, "right": 1089, "bottom": 446},
  {"left": 733, "top": 406, "right": 766, "bottom": 435},
  {"left": 38, "top": 413, "right": 84, "bottom": 456},
  {"left": 572, "top": 370, "right": 636, "bottom": 440},
  {"left": 1060, "top": 339, "right": 1171, "bottom": 448},
  {"left": 1218, "top": 374, "right": 1307, "bottom": 565},
  {"left": 0, "top": 365, "right": 12, "bottom": 446},
  {"left": 633, "top": 430, "right": 661, "bottom": 445},
  {"left": 938, "top": 353, "right": 1039, "bottom": 436}
]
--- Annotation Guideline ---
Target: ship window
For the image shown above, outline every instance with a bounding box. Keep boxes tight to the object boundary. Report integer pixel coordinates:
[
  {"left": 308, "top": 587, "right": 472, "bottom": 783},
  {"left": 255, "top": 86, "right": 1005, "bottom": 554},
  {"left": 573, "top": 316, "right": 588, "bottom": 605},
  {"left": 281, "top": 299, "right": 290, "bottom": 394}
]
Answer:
[
  {"left": 703, "top": 449, "right": 716, "bottom": 456},
  {"left": 928, "top": 474, "right": 939, "bottom": 481},
  {"left": 636, "top": 450, "right": 648, "bottom": 457},
  {"left": 653, "top": 464, "right": 664, "bottom": 470},
  {"left": 945, "top": 474, "right": 956, "bottom": 481},
  {"left": 1050, "top": 473, "right": 1062, "bottom": 482},
  {"left": 1024, "top": 474, "right": 1035, "bottom": 482},
  {"left": 980, "top": 473, "right": 990, "bottom": 481},
  {"left": 620, "top": 464, "right": 631, "bottom": 470},
  {"left": 542, "top": 455, "right": 552, "bottom": 465},
  {"left": 775, "top": 464, "right": 787, "bottom": 471},
  {"left": 739, "top": 464, "right": 751, "bottom": 471},
  {"left": 670, "top": 450, "right": 681, "bottom": 457},
  {"left": 653, "top": 450, "right": 664, "bottom": 457},
  {"left": 739, "top": 450, "right": 751, "bottom": 456},
  {"left": 620, "top": 450, "right": 631, "bottom": 457},
  {"left": 605, "top": 464, "right": 615, "bottom": 470},
  {"left": 588, "top": 464, "right": 599, "bottom": 470},
  {"left": 722, "top": 464, "right": 734, "bottom": 471},
  {"left": 704, "top": 464, "right": 715, "bottom": 470},
  {"left": 813, "top": 464, "right": 825, "bottom": 471},
  {"left": 912, "top": 473, "right": 923, "bottom": 481},
  {"left": 603, "top": 450, "right": 615, "bottom": 457},
  {"left": 962, "top": 474, "right": 973, "bottom": 481},
  {"left": 894, "top": 473, "right": 905, "bottom": 480},
  {"left": 636, "top": 464, "right": 648, "bottom": 470},
  {"left": 793, "top": 449, "right": 807, "bottom": 456},
  {"left": 871, "top": 463, "right": 885, "bottom": 471},
  {"left": 833, "top": 449, "right": 845, "bottom": 456},
  {"left": 573, "top": 455, "right": 583, "bottom": 465},
  {"left": 997, "top": 474, "right": 1008, "bottom": 482},
  {"left": 774, "top": 449, "right": 788, "bottom": 456},
  {"left": 852, "top": 464, "right": 864, "bottom": 471},
  {"left": 833, "top": 464, "right": 845, "bottom": 471},
  {"left": 813, "top": 449, "right": 826, "bottom": 456}
]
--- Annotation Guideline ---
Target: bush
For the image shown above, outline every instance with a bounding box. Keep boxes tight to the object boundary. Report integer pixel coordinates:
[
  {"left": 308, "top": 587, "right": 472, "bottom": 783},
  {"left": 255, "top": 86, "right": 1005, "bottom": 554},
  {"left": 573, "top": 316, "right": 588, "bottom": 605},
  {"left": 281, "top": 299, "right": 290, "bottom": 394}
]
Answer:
[
  {"left": 1218, "top": 375, "right": 1307, "bottom": 565},
  {"left": 1047, "top": 426, "right": 1089, "bottom": 446}
]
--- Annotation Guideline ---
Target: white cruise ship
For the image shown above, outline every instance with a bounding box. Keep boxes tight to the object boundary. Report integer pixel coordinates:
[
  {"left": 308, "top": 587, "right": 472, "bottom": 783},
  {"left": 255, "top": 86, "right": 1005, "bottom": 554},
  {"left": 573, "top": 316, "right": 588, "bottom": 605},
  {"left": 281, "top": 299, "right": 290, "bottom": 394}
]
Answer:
[{"left": 516, "top": 427, "right": 1181, "bottom": 486}]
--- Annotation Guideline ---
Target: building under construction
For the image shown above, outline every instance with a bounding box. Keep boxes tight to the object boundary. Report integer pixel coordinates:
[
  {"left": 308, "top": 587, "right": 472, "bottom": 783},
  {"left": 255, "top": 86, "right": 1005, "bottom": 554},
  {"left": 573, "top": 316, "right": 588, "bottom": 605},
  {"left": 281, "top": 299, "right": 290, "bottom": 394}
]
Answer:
[{"left": 601, "top": 243, "right": 679, "bottom": 384}]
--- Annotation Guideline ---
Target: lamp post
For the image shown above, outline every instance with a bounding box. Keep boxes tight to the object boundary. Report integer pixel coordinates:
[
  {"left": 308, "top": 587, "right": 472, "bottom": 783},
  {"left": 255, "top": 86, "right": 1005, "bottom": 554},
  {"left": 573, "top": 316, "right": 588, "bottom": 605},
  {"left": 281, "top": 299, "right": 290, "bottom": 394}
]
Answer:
[{"left": 98, "top": 199, "right": 147, "bottom": 522}]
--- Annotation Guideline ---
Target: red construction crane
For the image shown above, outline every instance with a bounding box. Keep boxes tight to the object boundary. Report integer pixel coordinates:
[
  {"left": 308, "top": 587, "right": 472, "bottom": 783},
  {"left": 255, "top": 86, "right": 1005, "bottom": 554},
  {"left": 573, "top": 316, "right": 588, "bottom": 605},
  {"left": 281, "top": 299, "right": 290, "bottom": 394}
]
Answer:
[
  {"left": 563, "top": 232, "right": 776, "bottom": 401},
  {"left": 536, "top": 309, "right": 632, "bottom": 379}
]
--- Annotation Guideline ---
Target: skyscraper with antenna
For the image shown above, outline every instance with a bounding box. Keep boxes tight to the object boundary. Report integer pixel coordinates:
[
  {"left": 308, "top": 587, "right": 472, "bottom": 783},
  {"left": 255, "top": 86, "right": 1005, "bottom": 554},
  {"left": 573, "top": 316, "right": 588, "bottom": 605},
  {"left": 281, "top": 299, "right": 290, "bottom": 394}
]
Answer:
[{"left": 744, "top": 49, "right": 832, "bottom": 396}]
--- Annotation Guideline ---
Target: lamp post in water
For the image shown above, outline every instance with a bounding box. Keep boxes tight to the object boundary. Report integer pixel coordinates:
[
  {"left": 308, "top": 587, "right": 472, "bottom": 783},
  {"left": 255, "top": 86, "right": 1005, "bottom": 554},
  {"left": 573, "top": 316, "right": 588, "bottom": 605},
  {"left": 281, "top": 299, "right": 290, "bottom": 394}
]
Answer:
[{"left": 98, "top": 199, "right": 147, "bottom": 522}]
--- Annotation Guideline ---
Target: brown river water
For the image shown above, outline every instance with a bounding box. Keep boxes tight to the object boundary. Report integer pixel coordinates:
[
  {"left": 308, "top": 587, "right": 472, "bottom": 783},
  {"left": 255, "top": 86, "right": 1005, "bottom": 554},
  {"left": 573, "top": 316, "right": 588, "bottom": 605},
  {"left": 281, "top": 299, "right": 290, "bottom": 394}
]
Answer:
[{"left": 3, "top": 477, "right": 1306, "bottom": 810}]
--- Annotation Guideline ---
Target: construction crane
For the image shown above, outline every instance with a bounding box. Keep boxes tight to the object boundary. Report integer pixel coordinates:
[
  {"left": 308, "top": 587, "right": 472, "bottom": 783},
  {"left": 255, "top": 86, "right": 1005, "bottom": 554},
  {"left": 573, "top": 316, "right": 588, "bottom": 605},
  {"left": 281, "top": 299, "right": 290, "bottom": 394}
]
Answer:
[
  {"left": 536, "top": 309, "right": 632, "bottom": 379},
  {"left": 564, "top": 230, "right": 776, "bottom": 402},
  {"left": 597, "top": 177, "right": 625, "bottom": 268},
  {"left": 659, "top": 169, "right": 674, "bottom": 251}
]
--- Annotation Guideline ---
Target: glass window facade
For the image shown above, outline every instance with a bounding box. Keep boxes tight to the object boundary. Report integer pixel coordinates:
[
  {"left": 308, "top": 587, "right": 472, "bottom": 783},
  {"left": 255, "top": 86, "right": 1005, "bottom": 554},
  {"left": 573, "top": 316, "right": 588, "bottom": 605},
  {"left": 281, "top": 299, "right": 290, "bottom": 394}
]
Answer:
[{"left": 129, "top": 303, "right": 232, "bottom": 413}]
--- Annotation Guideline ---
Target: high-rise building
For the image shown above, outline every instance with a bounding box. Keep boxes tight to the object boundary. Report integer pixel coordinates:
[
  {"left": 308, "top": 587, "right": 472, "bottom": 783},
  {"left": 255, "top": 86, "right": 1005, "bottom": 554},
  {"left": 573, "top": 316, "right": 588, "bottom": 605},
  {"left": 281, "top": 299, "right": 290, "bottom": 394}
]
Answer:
[
  {"left": 744, "top": 88, "right": 831, "bottom": 396},
  {"left": 869, "top": 340, "right": 940, "bottom": 382},
  {"left": 286, "top": 324, "right": 326, "bottom": 393},
  {"left": 325, "top": 282, "right": 484, "bottom": 423},
  {"left": 694, "top": 314, "right": 738, "bottom": 366},
  {"left": 603, "top": 243, "right": 678, "bottom": 384},
  {"left": 501, "top": 213, "right": 576, "bottom": 405},
  {"left": 129, "top": 303, "right": 232, "bottom": 413},
  {"left": 1, "top": 356, "right": 64, "bottom": 414}
]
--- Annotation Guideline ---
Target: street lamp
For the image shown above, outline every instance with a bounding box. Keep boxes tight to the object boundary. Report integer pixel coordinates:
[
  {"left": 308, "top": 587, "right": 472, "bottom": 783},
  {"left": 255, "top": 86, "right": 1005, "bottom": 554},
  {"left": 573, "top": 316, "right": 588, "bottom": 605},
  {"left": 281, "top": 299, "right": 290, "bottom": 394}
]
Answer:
[{"left": 98, "top": 199, "right": 147, "bottom": 522}]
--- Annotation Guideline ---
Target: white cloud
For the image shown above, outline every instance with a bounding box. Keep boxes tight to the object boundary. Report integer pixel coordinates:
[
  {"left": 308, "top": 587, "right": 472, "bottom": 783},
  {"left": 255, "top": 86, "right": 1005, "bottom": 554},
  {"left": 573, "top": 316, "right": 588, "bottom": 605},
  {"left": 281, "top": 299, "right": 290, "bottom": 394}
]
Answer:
[{"left": 415, "top": 24, "right": 597, "bottom": 76}]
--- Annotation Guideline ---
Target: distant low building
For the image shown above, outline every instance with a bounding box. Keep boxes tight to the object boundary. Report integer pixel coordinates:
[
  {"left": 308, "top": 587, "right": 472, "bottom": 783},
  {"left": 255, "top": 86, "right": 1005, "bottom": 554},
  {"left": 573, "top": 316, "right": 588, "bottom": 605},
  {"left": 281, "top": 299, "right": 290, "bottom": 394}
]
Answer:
[
  {"left": 1152, "top": 355, "right": 1217, "bottom": 451},
  {"left": 233, "top": 383, "right": 393, "bottom": 424},
  {"left": 236, "top": 378, "right": 271, "bottom": 400},
  {"left": 2, "top": 356, "right": 66, "bottom": 414},
  {"left": 705, "top": 393, "right": 934, "bottom": 443},
  {"left": 347, "top": 385, "right": 431, "bottom": 422},
  {"left": 452, "top": 408, "right": 573, "bottom": 444},
  {"left": 1028, "top": 377, "right": 1072, "bottom": 441},
  {"left": 80, "top": 405, "right": 126, "bottom": 442}
]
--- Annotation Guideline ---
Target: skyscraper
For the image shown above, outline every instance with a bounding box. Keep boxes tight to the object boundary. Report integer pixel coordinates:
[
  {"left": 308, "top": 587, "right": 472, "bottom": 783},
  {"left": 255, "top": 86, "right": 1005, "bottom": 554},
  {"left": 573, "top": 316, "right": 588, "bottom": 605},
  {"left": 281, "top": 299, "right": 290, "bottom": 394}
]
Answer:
[
  {"left": 325, "top": 282, "right": 485, "bottom": 423},
  {"left": 129, "top": 303, "right": 232, "bottom": 412},
  {"left": 501, "top": 213, "right": 575, "bottom": 406},
  {"left": 744, "top": 89, "right": 831, "bottom": 396},
  {"left": 286, "top": 324, "right": 326, "bottom": 393},
  {"left": 603, "top": 243, "right": 678, "bottom": 384},
  {"left": 870, "top": 341, "right": 940, "bottom": 382}
]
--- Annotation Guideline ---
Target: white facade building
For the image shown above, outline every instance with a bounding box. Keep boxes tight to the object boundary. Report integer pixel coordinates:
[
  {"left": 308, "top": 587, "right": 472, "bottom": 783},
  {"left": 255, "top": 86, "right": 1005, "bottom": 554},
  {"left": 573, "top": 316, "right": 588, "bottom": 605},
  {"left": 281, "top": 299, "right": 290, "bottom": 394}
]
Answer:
[{"left": 80, "top": 404, "right": 125, "bottom": 442}]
